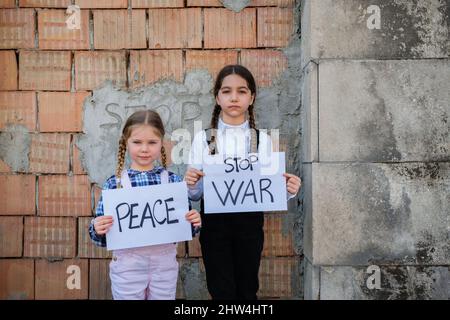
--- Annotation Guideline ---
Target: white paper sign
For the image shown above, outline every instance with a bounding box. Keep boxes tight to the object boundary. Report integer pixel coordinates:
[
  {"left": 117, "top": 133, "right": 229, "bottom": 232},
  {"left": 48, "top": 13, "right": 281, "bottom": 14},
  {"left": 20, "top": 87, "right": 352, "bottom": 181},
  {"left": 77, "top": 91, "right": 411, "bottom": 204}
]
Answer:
[
  {"left": 203, "top": 152, "right": 287, "bottom": 213},
  {"left": 102, "top": 181, "right": 192, "bottom": 250}
]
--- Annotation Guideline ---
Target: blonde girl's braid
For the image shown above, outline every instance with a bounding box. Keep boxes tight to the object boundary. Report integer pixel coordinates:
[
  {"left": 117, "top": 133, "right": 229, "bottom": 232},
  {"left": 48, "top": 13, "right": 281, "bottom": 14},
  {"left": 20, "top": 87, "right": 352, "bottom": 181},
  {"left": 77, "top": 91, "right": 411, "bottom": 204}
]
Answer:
[
  {"left": 208, "top": 104, "right": 221, "bottom": 155},
  {"left": 161, "top": 145, "right": 167, "bottom": 169},
  {"left": 248, "top": 104, "right": 258, "bottom": 153},
  {"left": 115, "top": 136, "right": 127, "bottom": 188}
]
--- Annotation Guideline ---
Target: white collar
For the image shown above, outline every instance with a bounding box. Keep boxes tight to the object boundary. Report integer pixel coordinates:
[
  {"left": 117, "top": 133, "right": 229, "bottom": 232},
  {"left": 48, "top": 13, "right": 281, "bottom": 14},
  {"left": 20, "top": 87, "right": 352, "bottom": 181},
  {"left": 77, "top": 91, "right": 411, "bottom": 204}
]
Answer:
[{"left": 218, "top": 117, "right": 249, "bottom": 130}]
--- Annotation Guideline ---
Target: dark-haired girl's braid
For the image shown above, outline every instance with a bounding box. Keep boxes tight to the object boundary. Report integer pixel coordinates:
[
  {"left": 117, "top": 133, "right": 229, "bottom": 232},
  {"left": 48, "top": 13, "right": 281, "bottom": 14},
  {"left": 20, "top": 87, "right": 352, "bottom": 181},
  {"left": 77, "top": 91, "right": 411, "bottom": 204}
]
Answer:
[
  {"left": 209, "top": 105, "right": 221, "bottom": 155},
  {"left": 248, "top": 104, "right": 258, "bottom": 153},
  {"left": 115, "top": 136, "right": 127, "bottom": 188},
  {"left": 161, "top": 145, "right": 167, "bottom": 169}
]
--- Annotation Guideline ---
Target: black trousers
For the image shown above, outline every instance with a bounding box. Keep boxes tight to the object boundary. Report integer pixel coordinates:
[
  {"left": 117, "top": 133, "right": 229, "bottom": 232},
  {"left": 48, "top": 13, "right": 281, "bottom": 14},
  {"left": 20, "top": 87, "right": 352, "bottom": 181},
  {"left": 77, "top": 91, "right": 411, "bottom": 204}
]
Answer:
[{"left": 199, "top": 212, "right": 264, "bottom": 300}]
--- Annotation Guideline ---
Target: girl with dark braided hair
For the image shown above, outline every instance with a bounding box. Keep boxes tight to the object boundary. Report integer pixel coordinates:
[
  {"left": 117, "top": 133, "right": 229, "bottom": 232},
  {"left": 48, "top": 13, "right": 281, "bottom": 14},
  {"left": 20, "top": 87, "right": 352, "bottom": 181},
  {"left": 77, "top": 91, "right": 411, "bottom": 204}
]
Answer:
[
  {"left": 89, "top": 110, "right": 201, "bottom": 300},
  {"left": 185, "top": 65, "right": 301, "bottom": 299}
]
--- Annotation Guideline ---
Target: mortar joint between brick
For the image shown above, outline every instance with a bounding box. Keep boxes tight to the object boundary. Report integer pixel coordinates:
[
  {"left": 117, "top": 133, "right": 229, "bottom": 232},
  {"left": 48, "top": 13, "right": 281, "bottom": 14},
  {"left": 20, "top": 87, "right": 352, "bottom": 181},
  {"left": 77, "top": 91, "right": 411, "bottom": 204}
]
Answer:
[
  {"left": 32, "top": 258, "right": 36, "bottom": 298},
  {"left": 13, "top": 49, "right": 19, "bottom": 94},
  {"left": 35, "top": 174, "right": 39, "bottom": 216},
  {"left": 90, "top": 182, "right": 95, "bottom": 216},
  {"left": 86, "top": 257, "right": 90, "bottom": 299},
  {"left": 35, "top": 91, "right": 39, "bottom": 132},
  {"left": 71, "top": 51, "right": 75, "bottom": 92},
  {"left": 69, "top": 134, "right": 74, "bottom": 175},
  {"left": 127, "top": 7, "right": 133, "bottom": 50},
  {"left": 21, "top": 215, "right": 25, "bottom": 257},
  {"left": 125, "top": 50, "right": 130, "bottom": 88},
  {"left": 201, "top": 8, "right": 204, "bottom": 49},
  {"left": 34, "top": 9, "right": 38, "bottom": 49},
  {"left": 89, "top": 10, "right": 94, "bottom": 50},
  {"left": 182, "top": 49, "right": 186, "bottom": 80},
  {"left": 294, "top": 1, "right": 301, "bottom": 35},
  {"left": 75, "top": 216, "right": 78, "bottom": 258},
  {"left": 255, "top": 6, "right": 259, "bottom": 48},
  {"left": 145, "top": 9, "right": 149, "bottom": 49}
]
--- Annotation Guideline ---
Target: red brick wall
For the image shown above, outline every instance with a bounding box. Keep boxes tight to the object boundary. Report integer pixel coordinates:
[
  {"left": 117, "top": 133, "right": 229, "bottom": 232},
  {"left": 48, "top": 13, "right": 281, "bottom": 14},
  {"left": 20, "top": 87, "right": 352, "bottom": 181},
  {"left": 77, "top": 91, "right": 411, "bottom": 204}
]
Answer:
[{"left": 0, "top": 0, "right": 298, "bottom": 299}]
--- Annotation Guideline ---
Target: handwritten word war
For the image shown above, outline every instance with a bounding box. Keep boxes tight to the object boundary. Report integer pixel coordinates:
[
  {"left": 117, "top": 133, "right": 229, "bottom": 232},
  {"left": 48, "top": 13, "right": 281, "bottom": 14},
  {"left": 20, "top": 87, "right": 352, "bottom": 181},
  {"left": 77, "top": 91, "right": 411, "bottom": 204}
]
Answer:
[{"left": 212, "top": 179, "right": 274, "bottom": 205}]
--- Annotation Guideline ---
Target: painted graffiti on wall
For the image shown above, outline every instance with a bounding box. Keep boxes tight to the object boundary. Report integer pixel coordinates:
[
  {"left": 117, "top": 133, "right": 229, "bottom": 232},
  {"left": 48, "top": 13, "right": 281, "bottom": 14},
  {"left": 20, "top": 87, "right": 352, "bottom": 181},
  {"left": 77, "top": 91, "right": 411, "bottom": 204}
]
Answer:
[{"left": 76, "top": 71, "right": 214, "bottom": 185}]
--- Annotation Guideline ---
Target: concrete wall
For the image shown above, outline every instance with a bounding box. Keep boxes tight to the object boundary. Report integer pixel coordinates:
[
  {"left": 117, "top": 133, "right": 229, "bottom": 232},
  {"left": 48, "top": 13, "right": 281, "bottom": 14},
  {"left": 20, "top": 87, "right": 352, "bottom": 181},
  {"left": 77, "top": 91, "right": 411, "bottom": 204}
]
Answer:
[{"left": 302, "top": 0, "right": 449, "bottom": 299}]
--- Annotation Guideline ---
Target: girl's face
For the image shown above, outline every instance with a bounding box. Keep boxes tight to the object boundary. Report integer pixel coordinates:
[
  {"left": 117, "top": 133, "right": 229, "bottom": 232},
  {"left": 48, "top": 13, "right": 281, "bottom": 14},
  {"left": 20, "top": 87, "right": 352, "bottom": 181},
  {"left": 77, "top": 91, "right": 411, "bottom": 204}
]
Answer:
[
  {"left": 127, "top": 125, "right": 162, "bottom": 171},
  {"left": 216, "top": 74, "right": 255, "bottom": 125}
]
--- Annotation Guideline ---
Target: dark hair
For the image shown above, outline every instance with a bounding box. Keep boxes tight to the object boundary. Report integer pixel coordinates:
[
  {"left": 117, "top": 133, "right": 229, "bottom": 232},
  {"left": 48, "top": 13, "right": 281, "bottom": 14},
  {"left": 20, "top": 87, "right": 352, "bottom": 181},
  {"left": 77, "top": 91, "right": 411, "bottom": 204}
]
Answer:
[
  {"left": 210, "top": 65, "right": 258, "bottom": 153},
  {"left": 115, "top": 110, "right": 167, "bottom": 188},
  {"left": 213, "top": 64, "right": 257, "bottom": 99}
]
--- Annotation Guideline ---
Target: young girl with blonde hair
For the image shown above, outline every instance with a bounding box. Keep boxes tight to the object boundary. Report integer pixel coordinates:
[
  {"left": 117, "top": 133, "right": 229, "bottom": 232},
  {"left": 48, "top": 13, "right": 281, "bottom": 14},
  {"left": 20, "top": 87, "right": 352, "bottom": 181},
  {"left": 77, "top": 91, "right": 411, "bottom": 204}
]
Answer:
[{"left": 89, "top": 110, "right": 201, "bottom": 300}]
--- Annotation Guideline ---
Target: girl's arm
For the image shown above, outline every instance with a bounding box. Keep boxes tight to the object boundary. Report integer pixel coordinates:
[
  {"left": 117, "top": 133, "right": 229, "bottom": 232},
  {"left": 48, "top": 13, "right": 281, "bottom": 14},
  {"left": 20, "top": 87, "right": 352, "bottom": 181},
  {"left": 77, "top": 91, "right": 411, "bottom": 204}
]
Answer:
[
  {"left": 284, "top": 173, "right": 302, "bottom": 200},
  {"left": 185, "top": 166, "right": 204, "bottom": 201},
  {"left": 88, "top": 179, "right": 115, "bottom": 247},
  {"left": 88, "top": 195, "right": 108, "bottom": 247},
  {"left": 259, "top": 130, "right": 299, "bottom": 200},
  {"left": 287, "top": 191, "right": 296, "bottom": 200},
  {"left": 186, "top": 209, "right": 201, "bottom": 227}
]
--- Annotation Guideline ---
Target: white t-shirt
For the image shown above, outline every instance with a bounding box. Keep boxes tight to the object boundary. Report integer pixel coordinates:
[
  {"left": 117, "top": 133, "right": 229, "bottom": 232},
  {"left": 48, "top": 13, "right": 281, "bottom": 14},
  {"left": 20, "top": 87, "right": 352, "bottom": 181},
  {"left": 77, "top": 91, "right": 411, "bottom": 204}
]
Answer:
[{"left": 187, "top": 117, "right": 294, "bottom": 201}]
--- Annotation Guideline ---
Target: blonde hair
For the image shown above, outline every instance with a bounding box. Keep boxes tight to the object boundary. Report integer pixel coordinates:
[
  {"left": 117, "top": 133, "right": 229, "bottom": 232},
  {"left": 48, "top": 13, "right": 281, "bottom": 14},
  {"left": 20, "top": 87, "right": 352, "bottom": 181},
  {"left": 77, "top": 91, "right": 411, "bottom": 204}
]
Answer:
[{"left": 115, "top": 110, "right": 167, "bottom": 188}]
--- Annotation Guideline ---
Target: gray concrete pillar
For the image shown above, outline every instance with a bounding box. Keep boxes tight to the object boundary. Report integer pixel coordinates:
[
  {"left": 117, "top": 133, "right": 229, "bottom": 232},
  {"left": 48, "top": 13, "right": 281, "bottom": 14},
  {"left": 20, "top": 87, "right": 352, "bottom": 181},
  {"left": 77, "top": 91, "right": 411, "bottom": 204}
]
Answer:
[{"left": 301, "top": 0, "right": 449, "bottom": 299}]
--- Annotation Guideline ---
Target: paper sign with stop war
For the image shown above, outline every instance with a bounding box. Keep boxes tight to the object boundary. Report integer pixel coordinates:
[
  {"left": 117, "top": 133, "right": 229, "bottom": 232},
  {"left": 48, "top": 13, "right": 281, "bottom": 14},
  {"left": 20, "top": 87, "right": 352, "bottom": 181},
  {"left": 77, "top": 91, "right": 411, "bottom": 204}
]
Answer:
[
  {"left": 102, "top": 181, "right": 192, "bottom": 250},
  {"left": 203, "top": 152, "right": 287, "bottom": 214}
]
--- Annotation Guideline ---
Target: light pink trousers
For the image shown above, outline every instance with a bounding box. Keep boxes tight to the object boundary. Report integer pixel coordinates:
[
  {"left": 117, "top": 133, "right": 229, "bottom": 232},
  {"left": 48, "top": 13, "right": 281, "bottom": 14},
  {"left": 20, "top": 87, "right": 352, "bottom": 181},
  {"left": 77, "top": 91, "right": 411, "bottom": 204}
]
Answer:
[{"left": 109, "top": 243, "right": 178, "bottom": 300}]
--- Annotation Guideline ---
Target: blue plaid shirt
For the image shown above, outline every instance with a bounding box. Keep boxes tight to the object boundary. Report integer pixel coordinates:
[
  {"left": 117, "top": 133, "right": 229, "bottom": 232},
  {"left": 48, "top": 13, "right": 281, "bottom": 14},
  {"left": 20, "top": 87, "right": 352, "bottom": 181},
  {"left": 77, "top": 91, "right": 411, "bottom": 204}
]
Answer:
[{"left": 89, "top": 166, "right": 196, "bottom": 247}]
